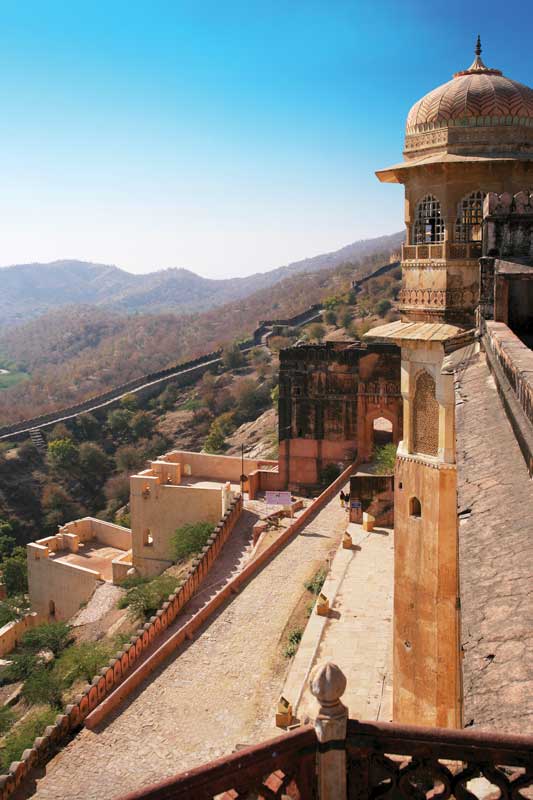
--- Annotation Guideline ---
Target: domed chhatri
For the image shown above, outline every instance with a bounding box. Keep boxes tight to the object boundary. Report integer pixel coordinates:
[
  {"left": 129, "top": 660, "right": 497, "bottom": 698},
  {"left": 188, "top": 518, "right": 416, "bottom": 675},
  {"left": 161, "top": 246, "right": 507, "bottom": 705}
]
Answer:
[
  {"left": 407, "top": 37, "right": 533, "bottom": 136},
  {"left": 402, "top": 38, "right": 533, "bottom": 159},
  {"left": 375, "top": 37, "right": 533, "bottom": 328}
]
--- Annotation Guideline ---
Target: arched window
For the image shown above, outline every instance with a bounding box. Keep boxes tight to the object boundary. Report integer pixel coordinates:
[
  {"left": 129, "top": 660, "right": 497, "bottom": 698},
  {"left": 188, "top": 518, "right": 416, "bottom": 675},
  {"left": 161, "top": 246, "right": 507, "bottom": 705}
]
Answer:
[
  {"left": 454, "top": 191, "right": 486, "bottom": 242},
  {"left": 409, "top": 497, "right": 422, "bottom": 518},
  {"left": 412, "top": 195, "right": 445, "bottom": 244},
  {"left": 413, "top": 370, "right": 439, "bottom": 456}
]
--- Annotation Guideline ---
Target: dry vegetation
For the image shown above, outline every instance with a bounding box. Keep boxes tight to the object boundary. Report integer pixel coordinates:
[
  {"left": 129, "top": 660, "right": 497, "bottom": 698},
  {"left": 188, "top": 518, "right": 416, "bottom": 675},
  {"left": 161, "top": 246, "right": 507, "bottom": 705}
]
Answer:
[{"left": 0, "top": 252, "right": 394, "bottom": 426}]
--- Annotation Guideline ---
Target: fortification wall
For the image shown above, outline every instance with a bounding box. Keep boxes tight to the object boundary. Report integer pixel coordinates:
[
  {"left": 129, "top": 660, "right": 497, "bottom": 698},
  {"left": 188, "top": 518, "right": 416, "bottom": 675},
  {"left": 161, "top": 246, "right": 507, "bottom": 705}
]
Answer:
[
  {"left": 0, "top": 612, "right": 46, "bottom": 658},
  {"left": 482, "top": 320, "right": 533, "bottom": 476}
]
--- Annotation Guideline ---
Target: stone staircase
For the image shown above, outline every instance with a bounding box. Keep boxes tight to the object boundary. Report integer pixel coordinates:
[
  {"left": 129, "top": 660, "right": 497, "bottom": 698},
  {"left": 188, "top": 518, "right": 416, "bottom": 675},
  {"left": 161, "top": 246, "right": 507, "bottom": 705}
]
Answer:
[{"left": 29, "top": 428, "right": 46, "bottom": 452}]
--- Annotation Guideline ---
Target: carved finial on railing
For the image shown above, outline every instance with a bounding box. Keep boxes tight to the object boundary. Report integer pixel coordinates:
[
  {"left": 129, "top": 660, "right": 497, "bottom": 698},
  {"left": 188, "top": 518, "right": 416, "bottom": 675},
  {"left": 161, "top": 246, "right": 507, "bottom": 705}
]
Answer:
[
  {"left": 310, "top": 661, "right": 347, "bottom": 721},
  {"left": 310, "top": 662, "right": 348, "bottom": 800}
]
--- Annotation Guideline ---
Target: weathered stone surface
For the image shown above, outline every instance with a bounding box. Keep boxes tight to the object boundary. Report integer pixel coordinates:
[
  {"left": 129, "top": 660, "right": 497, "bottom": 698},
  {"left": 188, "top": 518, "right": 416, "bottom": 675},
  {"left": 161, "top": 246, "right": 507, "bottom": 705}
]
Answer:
[{"left": 456, "top": 353, "right": 533, "bottom": 733}]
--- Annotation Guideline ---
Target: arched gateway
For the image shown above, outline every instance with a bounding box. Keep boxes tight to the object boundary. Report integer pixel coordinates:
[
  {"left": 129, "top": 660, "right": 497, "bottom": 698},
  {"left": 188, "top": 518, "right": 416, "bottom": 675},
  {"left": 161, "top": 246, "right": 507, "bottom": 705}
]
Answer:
[{"left": 278, "top": 341, "right": 402, "bottom": 489}]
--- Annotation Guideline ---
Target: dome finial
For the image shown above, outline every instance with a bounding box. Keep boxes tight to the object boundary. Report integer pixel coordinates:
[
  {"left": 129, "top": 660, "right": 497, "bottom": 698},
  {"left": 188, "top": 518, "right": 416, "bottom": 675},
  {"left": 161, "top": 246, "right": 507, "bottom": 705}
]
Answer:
[{"left": 454, "top": 36, "right": 502, "bottom": 77}]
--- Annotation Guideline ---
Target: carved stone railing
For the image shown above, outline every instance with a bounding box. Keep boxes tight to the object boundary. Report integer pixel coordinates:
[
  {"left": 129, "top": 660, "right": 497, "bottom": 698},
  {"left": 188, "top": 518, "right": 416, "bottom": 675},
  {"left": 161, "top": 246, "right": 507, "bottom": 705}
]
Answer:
[
  {"left": 402, "top": 242, "right": 482, "bottom": 262},
  {"left": 116, "top": 662, "right": 533, "bottom": 800}
]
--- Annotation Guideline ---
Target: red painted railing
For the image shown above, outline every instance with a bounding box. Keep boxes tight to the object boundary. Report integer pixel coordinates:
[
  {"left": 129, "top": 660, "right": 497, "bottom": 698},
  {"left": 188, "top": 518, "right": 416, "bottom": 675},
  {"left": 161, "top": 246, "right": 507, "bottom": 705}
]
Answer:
[{"left": 115, "top": 719, "right": 533, "bottom": 800}]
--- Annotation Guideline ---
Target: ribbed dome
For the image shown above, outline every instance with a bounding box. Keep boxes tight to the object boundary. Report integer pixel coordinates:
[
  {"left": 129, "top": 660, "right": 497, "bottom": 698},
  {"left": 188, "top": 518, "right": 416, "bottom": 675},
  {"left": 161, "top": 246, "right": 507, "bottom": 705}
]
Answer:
[{"left": 406, "top": 39, "right": 533, "bottom": 135}]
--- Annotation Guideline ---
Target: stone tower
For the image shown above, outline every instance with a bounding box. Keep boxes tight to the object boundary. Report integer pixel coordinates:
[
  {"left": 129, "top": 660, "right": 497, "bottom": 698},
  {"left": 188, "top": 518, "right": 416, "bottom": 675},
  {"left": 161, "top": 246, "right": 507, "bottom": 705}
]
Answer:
[{"left": 368, "top": 39, "right": 533, "bottom": 727}]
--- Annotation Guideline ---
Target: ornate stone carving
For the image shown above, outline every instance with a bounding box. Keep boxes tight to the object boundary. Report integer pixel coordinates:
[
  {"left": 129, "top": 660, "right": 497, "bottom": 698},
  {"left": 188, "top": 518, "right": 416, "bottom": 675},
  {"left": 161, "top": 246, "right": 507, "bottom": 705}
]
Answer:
[{"left": 413, "top": 371, "right": 439, "bottom": 456}]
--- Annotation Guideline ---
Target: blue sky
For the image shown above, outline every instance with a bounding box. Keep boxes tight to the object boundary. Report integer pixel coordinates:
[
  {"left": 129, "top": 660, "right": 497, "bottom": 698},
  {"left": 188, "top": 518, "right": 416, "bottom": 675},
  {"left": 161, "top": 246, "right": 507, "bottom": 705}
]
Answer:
[{"left": 0, "top": 0, "right": 531, "bottom": 277}]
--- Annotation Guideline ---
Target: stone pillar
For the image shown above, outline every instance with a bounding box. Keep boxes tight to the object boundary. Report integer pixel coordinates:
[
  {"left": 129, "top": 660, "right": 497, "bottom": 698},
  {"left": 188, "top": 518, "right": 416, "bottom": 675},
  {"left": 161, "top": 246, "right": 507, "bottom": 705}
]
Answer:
[{"left": 310, "top": 661, "right": 348, "bottom": 800}]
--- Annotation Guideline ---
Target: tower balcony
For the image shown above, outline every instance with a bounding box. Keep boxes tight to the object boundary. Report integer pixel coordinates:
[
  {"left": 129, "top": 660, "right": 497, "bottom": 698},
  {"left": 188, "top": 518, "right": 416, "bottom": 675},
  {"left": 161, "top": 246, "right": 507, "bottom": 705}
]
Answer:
[{"left": 402, "top": 241, "right": 482, "bottom": 262}]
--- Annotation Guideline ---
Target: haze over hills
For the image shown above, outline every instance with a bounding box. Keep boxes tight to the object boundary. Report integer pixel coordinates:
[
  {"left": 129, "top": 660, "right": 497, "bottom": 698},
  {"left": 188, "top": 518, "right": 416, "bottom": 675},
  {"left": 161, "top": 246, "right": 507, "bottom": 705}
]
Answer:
[{"left": 0, "top": 231, "right": 403, "bottom": 326}]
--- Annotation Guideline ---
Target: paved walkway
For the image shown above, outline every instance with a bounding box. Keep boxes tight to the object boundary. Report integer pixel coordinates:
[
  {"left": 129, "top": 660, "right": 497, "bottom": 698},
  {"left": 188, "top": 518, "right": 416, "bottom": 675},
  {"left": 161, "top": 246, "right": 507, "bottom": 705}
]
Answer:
[
  {"left": 297, "top": 521, "right": 394, "bottom": 724},
  {"left": 456, "top": 354, "right": 533, "bottom": 734},
  {"left": 27, "top": 494, "right": 346, "bottom": 799}
]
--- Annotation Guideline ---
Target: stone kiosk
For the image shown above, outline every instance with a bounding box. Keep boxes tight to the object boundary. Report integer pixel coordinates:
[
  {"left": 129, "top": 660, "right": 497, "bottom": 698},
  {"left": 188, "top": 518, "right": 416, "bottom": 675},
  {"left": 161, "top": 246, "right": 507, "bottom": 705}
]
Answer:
[{"left": 368, "top": 39, "right": 533, "bottom": 728}]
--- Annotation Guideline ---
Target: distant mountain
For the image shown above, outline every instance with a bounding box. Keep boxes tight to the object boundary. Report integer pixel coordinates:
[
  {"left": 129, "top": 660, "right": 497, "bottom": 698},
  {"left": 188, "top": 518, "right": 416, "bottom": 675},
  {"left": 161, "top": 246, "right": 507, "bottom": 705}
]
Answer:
[{"left": 0, "top": 231, "right": 403, "bottom": 326}]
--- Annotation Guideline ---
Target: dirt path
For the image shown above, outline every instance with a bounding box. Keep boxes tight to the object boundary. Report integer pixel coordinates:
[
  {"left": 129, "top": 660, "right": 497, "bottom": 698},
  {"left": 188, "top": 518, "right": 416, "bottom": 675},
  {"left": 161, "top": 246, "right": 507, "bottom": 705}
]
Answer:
[{"left": 27, "top": 495, "right": 346, "bottom": 800}]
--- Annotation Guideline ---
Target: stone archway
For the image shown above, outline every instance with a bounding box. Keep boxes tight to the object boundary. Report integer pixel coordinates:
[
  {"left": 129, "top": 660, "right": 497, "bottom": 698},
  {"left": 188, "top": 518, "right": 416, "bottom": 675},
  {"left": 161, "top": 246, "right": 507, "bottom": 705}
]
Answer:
[
  {"left": 372, "top": 416, "right": 393, "bottom": 448},
  {"left": 359, "top": 406, "right": 400, "bottom": 463}
]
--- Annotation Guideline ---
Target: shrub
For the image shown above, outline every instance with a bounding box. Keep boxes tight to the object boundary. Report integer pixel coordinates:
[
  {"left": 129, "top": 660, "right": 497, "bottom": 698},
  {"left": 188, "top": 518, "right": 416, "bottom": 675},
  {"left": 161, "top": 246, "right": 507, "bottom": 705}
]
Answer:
[
  {"left": 115, "top": 445, "right": 145, "bottom": 473},
  {"left": 305, "top": 567, "right": 327, "bottom": 596},
  {"left": 0, "top": 707, "right": 57, "bottom": 772},
  {"left": 0, "top": 595, "right": 29, "bottom": 627},
  {"left": 373, "top": 443, "right": 397, "bottom": 475},
  {"left": 0, "top": 706, "right": 15, "bottom": 735},
  {"left": 320, "top": 463, "right": 341, "bottom": 486},
  {"left": 376, "top": 298, "right": 392, "bottom": 317},
  {"left": 4, "top": 652, "right": 38, "bottom": 682},
  {"left": 283, "top": 628, "right": 303, "bottom": 658},
  {"left": 47, "top": 438, "right": 79, "bottom": 471},
  {"left": 21, "top": 621, "right": 72, "bottom": 656},
  {"left": 324, "top": 309, "right": 337, "bottom": 326},
  {"left": 22, "top": 667, "right": 64, "bottom": 708},
  {"left": 204, "top": 421, "right": 226, "bottom": 454},
  {"left": 53, "top": 640, "right": 114, "bottom": 687},
  {"left": 122, "top": 575, "right": 181, "bottom": 619},
  {"left": 307, "top": 323, "right": 326, "bottom": 342},
  {"left": 104, "top": 473, "right": 131, "bottom": 506},
  {"left": 172, "top": 522, "right": 213, "bottom": 561}
]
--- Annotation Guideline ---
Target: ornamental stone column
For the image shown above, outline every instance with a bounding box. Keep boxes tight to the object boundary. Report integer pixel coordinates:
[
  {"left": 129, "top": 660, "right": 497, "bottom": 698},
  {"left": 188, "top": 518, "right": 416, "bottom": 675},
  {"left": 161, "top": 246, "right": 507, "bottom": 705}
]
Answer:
[{"left": 310, "top": 661, "right": 348, "bottom": 800}]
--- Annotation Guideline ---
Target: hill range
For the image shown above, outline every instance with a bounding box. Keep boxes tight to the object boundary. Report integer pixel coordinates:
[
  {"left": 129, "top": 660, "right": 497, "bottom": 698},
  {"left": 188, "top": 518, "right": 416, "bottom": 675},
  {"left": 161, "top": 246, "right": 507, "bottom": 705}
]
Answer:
[{"left": 0, "top": 231, "right": 403, "bottom": 326}]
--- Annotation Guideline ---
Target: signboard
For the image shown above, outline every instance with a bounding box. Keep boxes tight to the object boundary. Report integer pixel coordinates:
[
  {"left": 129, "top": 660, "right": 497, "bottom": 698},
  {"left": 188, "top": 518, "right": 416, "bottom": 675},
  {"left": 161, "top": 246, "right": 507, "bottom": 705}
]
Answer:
[
  {"left": 265, "top": 491, "right": 292, "bottom": 507},
  {"left": 351, "top": 501, "right": 362, "bottom": 509}
]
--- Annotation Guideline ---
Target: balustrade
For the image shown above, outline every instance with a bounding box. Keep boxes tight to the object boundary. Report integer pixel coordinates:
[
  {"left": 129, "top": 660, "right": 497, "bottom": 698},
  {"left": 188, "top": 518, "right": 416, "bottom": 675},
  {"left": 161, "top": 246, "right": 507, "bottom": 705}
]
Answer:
[
  {"left": 402, "top": 242, "right": 482, "bottom": 261},
  {"left": 117, "top": 662, "right": 533, "bottom": 800}
]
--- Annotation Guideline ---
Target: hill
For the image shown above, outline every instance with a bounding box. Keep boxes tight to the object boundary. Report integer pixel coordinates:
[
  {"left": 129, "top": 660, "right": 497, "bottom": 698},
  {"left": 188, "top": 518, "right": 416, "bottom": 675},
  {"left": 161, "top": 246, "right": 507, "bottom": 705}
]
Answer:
[{"left": 0, "top": 231, "right": 403, "bottom": 326}]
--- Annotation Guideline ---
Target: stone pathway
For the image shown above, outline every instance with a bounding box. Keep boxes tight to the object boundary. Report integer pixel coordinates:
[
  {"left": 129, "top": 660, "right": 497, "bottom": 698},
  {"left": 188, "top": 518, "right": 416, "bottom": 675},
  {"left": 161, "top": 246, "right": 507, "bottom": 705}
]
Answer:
[
  {"left": 456, "top": 354, "right": 533, "bottom": 734},
  {"left": 297, "top": 521, "right": 394, "bottom": 724},
  {"left": 26, "top": 494, "right": 347, "bottom": 799}
]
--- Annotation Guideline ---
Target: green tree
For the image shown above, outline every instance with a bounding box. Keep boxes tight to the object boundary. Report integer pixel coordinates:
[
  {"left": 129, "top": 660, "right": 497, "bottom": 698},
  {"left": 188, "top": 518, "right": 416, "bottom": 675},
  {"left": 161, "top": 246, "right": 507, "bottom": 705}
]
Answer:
[
  {"left": 204, "top": 421, "right": 226, "bottom": 454},
  {"left": 107, "top": 408, "right": 133, "bottom": 438},
  {"left": 47, "top": 438, "right": 79, "bottom": 471},
  {"left": 78, "top": 442, "right": 110, "bottom": 484},
  {"left": 376, "top": 298, "right": 392, "bottom": 317},
  {"left": 115, "top": 445, "right": 145, "bottom": 473},
  {"left": 41, "top": 485, "right": 81, "bottom": 530},
  {"left": 76, "top": 413, "right": 101, "bottom": 441},
  {"left": 2, "top": 548, "right": 28, "bottom": 595},
  {"left": 339, "top": 308, "right": 353, "bottom": 329},
  {"left": 222, "top": 343, "right": 244, "bottom": 370},
  {"left": 120, "top": 393, "right": 139, "bottom": 412},
  {"left": 324, "top": 309, "right": 337, "bottom": 326},
  {"left": 131, "top": 411, "right": 155, "bottom": 440}
]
